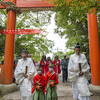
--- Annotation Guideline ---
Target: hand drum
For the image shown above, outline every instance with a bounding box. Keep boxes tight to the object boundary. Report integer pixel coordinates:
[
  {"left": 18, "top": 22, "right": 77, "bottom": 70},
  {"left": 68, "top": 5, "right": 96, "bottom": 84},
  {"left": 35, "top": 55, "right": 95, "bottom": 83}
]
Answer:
[
  {"left": 36, "top": 84, "right": 42, "bottom": 91},
  {"left": 49, "top": 81, "right": 56, "bottom": 88}
]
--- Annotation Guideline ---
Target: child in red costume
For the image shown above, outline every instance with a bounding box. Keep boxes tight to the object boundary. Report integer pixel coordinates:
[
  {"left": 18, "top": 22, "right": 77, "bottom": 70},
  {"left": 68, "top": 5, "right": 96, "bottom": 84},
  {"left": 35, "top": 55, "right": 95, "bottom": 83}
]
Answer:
[
  {"left": 31, "top": 67, "right": 46, "bottom": 100},
  {"left": 46, "top": 64, "right": 59, "bottom": 100}
]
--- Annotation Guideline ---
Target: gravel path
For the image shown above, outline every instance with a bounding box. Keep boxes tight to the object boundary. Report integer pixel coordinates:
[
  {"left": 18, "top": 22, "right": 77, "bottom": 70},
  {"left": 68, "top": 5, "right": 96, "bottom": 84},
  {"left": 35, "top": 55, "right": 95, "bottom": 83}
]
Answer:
[{"left": 1, "top": 82, "right": 100, "bottom": 100}]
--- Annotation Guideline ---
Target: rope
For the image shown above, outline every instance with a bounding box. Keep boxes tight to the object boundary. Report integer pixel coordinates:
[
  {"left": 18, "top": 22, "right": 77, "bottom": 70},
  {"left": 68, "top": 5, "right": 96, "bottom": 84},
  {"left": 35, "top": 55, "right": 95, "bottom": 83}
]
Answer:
[
  {"left": 0, "top": 1, "right": 21, "bottom": 14},
  {"left": 20, "top": 7, "right": 53, "bottom": 12}
]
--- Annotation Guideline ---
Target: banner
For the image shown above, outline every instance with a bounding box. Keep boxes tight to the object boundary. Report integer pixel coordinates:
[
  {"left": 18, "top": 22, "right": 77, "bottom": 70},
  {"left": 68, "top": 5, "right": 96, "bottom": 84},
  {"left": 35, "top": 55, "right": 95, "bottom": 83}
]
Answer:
[{"left": 0, "top": 29, "right": 43, "bottom": 34}]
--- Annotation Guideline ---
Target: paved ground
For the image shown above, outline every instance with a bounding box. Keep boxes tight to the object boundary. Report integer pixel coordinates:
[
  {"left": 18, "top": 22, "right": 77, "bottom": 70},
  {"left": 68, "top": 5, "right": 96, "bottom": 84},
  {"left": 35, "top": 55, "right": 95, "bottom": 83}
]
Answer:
[
  {"left": 0, "top": 75, "right": 100, "bottom": 100},
  {"left": 0, "top": 82, "right": 100, "bottom": 100}
]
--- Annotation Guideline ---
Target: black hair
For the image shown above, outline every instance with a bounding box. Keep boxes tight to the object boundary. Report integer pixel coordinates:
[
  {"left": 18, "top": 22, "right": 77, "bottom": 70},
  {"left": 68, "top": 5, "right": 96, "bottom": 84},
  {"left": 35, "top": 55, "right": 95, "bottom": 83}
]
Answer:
[
  {"left": 21, "top": 48, "right": 27, "bottom": 54},
  {"left": 75, "top": 42, "right": 80, "bottom": 49}
]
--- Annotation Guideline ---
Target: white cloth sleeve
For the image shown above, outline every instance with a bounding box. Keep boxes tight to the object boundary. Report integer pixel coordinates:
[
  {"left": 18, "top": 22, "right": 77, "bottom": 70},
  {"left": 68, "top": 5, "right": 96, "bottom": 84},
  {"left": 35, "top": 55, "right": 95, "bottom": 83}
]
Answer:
[
  {"left": 68, "top": 56, "right": 80, "bottom": 82},
  {"left": 27, "top": 59, "right": 37, "bottom": 77},
  {"left": 14, "top": 61, "right": 25, "bottom": 84}
]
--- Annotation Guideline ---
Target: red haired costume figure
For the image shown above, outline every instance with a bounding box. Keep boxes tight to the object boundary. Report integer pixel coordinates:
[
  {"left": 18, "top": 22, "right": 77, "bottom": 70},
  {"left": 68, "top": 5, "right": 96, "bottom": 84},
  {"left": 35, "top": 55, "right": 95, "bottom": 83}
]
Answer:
[
  {"left": 53, "top": 55, "right": 61, "bottom": 75},
  {"left": 46, "top": 64, "right": 59, "bottom": 100},
  {"left": 40, "top": 55, "right": 49, "bottom": 75},
  {"left": 31, "top": 67, "right": 46, "bottom": 100}
]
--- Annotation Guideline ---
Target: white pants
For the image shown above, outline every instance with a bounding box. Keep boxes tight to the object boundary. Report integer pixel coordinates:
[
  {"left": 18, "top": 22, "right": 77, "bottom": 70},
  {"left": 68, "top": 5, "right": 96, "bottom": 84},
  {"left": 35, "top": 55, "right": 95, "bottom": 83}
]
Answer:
[
  {"left": 78, "top": 94, "right": 90, "bottom": 100},
  {"left": 72, "top": 82, "right": 90, "bottom": 100},
  {"left": 20, "top": 79, "right": 33, "bottom": 100}
]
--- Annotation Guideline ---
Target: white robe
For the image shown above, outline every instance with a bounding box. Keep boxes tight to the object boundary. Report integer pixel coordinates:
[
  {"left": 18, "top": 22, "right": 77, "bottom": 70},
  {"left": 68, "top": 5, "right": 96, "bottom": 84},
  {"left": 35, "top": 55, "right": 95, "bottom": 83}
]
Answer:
[
  {"left": 68, "top": 53, "right": 91, "bottom": 100},
  {"left": 14, "top": 58, "right": 37, "bottom": 100}
]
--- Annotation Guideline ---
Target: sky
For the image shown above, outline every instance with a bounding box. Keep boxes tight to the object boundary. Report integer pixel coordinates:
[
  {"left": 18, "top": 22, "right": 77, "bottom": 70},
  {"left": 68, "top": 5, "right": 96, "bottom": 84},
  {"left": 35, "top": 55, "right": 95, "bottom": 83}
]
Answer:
[{"left": 45, "top": 13, "right": 67, "bottom": 58}]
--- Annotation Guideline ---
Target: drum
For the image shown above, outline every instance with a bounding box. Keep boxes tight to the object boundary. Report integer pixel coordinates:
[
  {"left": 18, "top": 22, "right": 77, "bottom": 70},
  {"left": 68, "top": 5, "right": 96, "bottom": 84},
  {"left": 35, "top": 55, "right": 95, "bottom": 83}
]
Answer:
[
  {"left": 49, "top": 81, "right": 56, "bottom": 88},
  {"left": 36, "top": 84, "right": 42, "bottom": 91}
]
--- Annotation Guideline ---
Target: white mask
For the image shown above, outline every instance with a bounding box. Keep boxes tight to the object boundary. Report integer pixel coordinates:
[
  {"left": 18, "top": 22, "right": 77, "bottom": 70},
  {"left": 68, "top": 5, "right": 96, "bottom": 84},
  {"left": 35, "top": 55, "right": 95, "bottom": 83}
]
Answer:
[
  {"left": 49, "top": 68, "right": 53, "bottom": 72},
  {"left": 37, "top": 71, "right": 42, "bottom": 75}
]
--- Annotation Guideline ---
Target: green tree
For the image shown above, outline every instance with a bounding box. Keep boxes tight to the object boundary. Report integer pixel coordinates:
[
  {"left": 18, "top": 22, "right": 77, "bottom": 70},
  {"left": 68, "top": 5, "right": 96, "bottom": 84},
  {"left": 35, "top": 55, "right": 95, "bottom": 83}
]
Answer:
[
  {"left": 15, "top": 34, "right": 53, "bottom": 62},
  {"left": 52, "top": 0, "right": 100, "bottom": 57},
  {"left": 54, "top": 9, "right": 90, "bottom": 56},
  {"left": 66, "top": 50, "right": 75, "bottom": 58},
  {"left": 53, "top": 50, "right": 75, "bottom": 60},
  {"left": 0, "top": 10, "right": 54, "bottom": 62},
  {"left": 97, "top": 12, "right": 100, "bottom": 43},
  {"left": 0, "top": 10, "right": 7, "bottom": 59},
  {"left": 0, "top": 26, "right": 5, "bottom": 60},
  {"left": 53, "top": 51, "right": 64, "bottom": 60}
]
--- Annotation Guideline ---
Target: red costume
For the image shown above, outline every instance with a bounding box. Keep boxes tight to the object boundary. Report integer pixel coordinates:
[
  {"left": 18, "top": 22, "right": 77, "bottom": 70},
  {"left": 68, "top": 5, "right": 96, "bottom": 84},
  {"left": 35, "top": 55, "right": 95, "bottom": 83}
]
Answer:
[
  {"left": 53, "top": 60, "right": 61, "bottom": 74},
  {"left": 40, "top": 60, "right": 49, "bottom": 74},
  {"left": 46, "top": 71, "right": 59, "bottom": 84},
  {"left": 31, "top": 74, "right": 47, "bottom": 94}
]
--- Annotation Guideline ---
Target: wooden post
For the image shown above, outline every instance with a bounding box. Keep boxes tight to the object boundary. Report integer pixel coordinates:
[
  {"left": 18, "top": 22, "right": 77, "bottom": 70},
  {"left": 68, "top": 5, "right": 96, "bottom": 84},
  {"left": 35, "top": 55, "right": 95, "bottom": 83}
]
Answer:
[
  {"left": 3, "top": 0, "right": 16, "bottom": 84},
  {"left": 87, "top": 9, "right": 100, "bottom": 86}
]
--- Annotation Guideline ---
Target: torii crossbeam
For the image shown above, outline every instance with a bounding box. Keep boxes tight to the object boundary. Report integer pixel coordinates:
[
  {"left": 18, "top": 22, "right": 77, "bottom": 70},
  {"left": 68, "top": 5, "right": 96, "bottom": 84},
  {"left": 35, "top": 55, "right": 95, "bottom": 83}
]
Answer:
[
  {"left": 0, "top": 0, "right": 100, "bottom": 89},
  {"left": 0, "top": 0, "right": 54, "bottom": 85},
  {"left": 0, "top": 0, "right": 54, "bottom": 8}
]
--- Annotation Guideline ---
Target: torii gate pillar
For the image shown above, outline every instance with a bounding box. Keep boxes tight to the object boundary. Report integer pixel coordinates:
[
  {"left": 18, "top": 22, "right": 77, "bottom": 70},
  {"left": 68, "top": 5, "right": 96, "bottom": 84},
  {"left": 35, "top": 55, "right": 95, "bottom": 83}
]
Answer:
[
  {"left": 88, "top": 9, "right": 100, "bottom": 87},
  {"left": 0, "top": 0, "right": 54, "bottom": 84},
  {"left": 3, "top": 0, "right": 16, "bottom": 84}
]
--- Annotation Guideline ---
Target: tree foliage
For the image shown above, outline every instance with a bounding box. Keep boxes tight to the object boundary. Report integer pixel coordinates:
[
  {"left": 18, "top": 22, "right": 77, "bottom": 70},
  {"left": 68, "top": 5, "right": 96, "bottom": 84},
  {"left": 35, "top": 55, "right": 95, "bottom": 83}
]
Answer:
[
  {"left": 51, "top": 0, "right": 100, "bottom": 57},
  {"left": 0, "top": 34, "right": 5, "bottom": 59},
  {"left": 0, "top": 10, "right": 54, "bottom": 62},
  {"left": 51, "top": 0, "right": 100, "bottom": 14},
  {"left": 97, "top": 12, "right": 100, "bottom": 43},
  {"left": 53, "top": 50, "right": 75, "bottom": 60},
  {"left": 0, "top": 11, "right": 6, "bottom": 58},
  {"left": 15, "top": 34, "right": 53, "bottom": 62}
]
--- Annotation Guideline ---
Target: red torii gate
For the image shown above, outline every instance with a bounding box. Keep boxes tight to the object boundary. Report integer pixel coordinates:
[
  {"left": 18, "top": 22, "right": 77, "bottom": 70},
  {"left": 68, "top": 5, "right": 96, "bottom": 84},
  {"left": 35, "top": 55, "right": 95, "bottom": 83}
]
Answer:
[{"left": 0, "top": 0, "right": 100, "bottom": 87}]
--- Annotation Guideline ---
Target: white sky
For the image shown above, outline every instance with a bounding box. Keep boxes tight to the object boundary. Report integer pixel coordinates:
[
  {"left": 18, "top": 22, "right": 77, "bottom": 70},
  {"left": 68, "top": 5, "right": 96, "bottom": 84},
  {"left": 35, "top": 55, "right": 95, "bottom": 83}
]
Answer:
[{"left": 45, "top": 13, "right": 67, "bottom": 58}]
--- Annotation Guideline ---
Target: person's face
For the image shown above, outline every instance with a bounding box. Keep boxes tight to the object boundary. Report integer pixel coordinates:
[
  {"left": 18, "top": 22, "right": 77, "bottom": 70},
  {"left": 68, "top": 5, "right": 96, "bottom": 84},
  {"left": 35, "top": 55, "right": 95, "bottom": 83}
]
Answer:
[
  {"left": 64, "top": 56, "right": 66, "bottom": 59},
  {"left": 48, "top": 57, "right": 50, "bottom": 61},
  {"left": 55, "top": 57, "right": 57, "bottom": 60},
  {"left": 21, "top": 53, "right": 27, "bottom": 59},
  {"left": 75, "top": 48, "right": 80, "bottom": 55},
  {"left": 37, "top": 71, "right": 42, "bottom": 75},
  {"left": 44, "top": 56, "right": 46, "bottom": 60},
  {"left": 49, "top": 68, "right": 54, "bottom": 72}
]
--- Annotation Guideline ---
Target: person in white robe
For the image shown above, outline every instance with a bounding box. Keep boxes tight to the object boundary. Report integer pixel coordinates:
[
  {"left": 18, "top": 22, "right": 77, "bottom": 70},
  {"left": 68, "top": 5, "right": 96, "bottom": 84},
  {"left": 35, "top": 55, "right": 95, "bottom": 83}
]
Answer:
[
  {"left": 68, "top": 43, "right": 91, "bottom": 100},
  {"left": 14, "top": 49, "right": 37, "bottom": 100}
]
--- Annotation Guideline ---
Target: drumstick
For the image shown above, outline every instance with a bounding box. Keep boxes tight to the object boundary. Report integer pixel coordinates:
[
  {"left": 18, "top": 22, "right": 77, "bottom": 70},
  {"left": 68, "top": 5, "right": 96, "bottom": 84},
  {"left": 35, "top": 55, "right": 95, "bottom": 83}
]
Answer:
[
  {"left": 79, "top": 63, "right": 82, "bottom": 72},
  {"left": 25, "top": 66, "right": 28, "bottom": 74}
]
